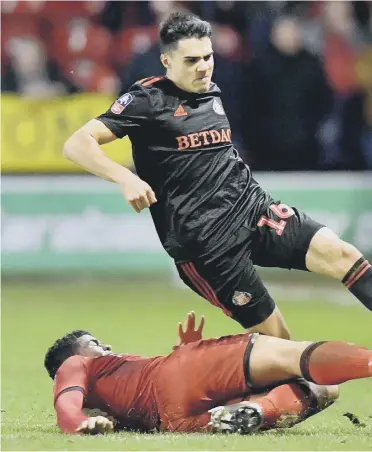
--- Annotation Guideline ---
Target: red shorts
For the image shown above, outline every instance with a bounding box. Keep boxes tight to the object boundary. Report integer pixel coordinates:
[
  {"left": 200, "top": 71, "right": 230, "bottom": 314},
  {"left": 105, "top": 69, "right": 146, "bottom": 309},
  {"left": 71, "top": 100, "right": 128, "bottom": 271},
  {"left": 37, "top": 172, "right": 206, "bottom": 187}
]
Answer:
[{"left": 154, "top": 333, "right": 253, "bottom": 432}]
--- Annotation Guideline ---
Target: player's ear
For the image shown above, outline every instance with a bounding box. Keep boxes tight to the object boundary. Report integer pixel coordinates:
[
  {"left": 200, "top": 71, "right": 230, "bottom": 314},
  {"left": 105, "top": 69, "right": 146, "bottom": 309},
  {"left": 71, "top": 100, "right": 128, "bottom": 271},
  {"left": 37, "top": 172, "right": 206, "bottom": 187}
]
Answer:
[{"left": 161, "top": 53, "right": 170, "bottom": 69}]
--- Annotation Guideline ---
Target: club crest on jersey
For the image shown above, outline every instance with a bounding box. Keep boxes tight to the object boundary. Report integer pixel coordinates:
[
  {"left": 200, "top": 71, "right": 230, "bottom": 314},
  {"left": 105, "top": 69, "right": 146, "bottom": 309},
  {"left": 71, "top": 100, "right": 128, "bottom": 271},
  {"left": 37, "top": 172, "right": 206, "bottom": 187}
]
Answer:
[
  {"left": 232, "top": 291, "right": 252, "bottom": 306},
  {"left": 213, "top": 99, "right": 225, "bottom": 115},
  {"left": 111, "top": 93, "right": 133, "bottom": 114}
]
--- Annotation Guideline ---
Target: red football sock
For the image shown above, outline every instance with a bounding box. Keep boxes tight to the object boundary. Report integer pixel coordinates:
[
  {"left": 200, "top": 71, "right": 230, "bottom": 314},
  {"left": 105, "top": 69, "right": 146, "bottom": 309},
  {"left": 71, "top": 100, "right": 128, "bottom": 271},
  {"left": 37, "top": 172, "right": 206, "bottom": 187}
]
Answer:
[
  {"left": 249, "top": 382, "right": 314, "bottom": 429},
  {"left": 301, "top": 342, "right": 372, "bottom": 385},
  {"left": 342, "top": 256, "right": 372, "bottom": 311}
]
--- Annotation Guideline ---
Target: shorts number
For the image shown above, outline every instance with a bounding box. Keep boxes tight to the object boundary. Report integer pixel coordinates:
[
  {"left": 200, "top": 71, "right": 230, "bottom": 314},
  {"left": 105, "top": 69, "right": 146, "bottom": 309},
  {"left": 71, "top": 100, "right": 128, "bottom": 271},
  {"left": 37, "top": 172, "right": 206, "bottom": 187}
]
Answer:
[{"left": 257, "top": 204, "right": 294, "bottom": 236}]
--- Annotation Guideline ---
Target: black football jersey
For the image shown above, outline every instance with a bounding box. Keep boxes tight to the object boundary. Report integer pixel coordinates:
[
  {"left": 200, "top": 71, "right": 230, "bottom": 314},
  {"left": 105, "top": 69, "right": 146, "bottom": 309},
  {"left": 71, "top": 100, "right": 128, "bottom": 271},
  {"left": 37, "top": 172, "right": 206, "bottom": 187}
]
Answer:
[{"left": 97, "top": 76, "right": 271, "bottom": 262}]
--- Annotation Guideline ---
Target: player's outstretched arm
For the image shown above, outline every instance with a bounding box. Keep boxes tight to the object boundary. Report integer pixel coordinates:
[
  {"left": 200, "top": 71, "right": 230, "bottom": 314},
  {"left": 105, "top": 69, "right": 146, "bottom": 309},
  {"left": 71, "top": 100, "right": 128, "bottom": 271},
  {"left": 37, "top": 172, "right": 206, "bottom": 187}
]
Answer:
[
  {"left": 55, "top": 390, "right": 114, "bottom": 434},
  {"left": 55, "top": 390, "right": 89, "bottom": 434},
  {"left": 63, "top": 119, "right": 157, "bottom": 213},
  {"left": 53, "top": 356, "right": 90, "bottom": 434}
]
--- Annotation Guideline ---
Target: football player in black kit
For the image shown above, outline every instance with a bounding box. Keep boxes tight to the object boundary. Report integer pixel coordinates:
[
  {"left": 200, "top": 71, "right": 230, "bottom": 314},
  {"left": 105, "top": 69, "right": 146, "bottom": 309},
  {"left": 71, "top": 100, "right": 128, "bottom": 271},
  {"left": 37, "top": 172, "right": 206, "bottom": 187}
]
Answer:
[{"left": 64, "top": 12, "right": 372, "bottom": 338}]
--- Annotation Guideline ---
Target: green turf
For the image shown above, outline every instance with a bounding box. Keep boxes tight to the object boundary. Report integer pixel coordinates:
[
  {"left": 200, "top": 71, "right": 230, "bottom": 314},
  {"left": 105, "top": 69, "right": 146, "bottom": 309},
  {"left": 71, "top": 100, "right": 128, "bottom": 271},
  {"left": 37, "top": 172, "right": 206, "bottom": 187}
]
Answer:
[{"left": 2, "top": 281, "right": 372, "bottom": 450}]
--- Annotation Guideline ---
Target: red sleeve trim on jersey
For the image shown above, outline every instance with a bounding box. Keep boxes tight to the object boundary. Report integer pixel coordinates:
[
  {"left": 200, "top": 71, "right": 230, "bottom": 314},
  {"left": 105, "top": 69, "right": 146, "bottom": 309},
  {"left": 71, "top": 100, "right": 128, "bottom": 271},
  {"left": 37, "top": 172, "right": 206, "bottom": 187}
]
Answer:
[
  {"left": 137, "top": 77, "right": 153, "bottom": 85},
  {"left": 141, "top": 76, "right": 165, "bottom": 87}
]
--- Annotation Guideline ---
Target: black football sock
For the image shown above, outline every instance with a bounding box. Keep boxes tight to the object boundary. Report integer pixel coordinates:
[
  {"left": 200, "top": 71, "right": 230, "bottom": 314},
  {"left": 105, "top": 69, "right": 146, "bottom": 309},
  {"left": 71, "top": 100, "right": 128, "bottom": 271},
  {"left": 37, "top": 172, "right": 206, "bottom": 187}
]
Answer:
[{"left": 342, "top": 257, "right": 372, "bottom": 311}]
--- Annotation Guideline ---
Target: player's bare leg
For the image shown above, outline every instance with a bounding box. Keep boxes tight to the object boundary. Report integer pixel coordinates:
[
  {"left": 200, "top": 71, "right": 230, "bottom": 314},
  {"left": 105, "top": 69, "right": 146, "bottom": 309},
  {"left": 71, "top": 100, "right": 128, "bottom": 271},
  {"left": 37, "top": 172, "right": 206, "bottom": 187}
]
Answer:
[
  {"left": 305, "top": 227, "right": 372, "bottom": 310},
  {"left": 248, "top": 334, "right": 372, "bottom": 387},
  {"left": 245, "top": 306, "right": 290, "bottom": 339}
]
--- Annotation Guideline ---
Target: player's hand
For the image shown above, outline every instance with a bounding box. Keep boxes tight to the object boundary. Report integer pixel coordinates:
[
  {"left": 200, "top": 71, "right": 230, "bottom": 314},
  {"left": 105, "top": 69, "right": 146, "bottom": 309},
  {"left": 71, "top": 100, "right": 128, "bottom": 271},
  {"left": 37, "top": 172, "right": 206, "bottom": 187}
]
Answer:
[
  {"left": 174, "top": 311, "right": 205, "bottom": 350},
  {"left": 119, "top": 174, "right": 157, "bottom": 213},
  {"left": 76, "top": 416, "right": 114, "bottom": 435}
]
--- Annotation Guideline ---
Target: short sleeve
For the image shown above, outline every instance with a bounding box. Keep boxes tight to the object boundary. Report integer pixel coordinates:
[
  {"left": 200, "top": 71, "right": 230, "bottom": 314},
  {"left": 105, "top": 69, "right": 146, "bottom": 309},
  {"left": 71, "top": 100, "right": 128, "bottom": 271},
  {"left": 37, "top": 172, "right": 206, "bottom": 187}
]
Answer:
[
  {"left": 54, "top": 355, "right": 89, "bottom": 404},
  {"left": 96, "top": 89, "right": 152, "bottom": 139}
]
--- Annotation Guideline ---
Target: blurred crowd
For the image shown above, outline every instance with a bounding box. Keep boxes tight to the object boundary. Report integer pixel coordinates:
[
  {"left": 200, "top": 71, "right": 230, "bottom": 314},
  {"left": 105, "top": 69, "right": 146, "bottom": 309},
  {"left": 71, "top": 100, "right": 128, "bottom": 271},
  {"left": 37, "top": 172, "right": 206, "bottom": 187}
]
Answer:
[{"left": 2, "top": 1, "right": 372, "bottom": 170}]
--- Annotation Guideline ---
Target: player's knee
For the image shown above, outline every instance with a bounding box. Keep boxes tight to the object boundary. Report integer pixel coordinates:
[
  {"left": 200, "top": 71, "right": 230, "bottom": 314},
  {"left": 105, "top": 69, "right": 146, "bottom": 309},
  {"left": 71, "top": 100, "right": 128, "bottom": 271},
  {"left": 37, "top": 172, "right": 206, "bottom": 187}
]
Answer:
[
  {"left": 311, "top": 229, "right": 360, "bottom": 264},
  {"left": 339, "top": 241, "right": 362, "bottom": 266},
  {"left": 308, "top": 228, "right": 363, "bottom": 278},
  {"left": 330, "top": 240, "right": 362, "bottom": 278}
]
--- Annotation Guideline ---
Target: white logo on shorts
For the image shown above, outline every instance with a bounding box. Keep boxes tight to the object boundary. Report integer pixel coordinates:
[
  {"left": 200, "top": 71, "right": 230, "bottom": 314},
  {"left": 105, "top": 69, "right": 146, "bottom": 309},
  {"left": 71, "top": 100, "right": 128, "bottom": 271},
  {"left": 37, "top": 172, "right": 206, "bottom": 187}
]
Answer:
[{"left": 232, "top": 291, "right": 252, "bottom": 306}]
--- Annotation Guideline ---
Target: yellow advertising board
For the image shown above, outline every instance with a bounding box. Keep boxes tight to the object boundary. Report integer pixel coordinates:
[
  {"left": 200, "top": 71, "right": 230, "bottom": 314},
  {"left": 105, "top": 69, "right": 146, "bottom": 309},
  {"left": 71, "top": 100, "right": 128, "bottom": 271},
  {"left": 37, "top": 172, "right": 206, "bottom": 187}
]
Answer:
[{"left": 1, "top": 94, "right": 133, "bottom": 172}]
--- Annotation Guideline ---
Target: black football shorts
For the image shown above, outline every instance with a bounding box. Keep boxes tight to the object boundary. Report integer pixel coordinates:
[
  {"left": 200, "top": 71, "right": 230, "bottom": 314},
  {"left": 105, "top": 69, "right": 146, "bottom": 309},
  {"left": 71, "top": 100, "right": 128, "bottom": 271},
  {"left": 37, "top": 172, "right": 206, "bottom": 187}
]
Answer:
[{"left": 176, "top": 202, "right": 325, "bottom": 329}]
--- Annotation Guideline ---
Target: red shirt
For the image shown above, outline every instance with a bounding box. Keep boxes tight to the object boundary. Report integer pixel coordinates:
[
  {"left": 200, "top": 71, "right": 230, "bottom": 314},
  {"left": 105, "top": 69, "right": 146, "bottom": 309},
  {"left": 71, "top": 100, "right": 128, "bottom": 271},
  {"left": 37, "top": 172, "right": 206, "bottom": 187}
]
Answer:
[
  {"left": 53, "top": 334, "right": 252, "bottom": 433},
  {"left": 54, "top": 353, "right": 163, "bottom": 433}
]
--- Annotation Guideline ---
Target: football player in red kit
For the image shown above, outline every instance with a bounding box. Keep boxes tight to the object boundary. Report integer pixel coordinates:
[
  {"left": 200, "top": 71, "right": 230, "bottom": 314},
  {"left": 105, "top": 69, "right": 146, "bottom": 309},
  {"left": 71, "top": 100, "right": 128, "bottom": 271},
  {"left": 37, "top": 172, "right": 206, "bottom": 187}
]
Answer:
[{"left": 45, "top": 312, "right": 371, "bottom": 435}]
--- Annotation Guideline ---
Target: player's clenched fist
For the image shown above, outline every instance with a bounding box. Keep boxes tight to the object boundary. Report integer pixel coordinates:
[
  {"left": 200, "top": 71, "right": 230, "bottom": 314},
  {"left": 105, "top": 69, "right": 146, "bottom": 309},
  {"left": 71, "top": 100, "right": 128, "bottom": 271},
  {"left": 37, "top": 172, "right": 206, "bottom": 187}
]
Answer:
[
  {"left": 119, "top": 174, "right": 157, "bottom": 213},
  {"left": 76, "top": 416, "right": 114, "bottom": 434}
]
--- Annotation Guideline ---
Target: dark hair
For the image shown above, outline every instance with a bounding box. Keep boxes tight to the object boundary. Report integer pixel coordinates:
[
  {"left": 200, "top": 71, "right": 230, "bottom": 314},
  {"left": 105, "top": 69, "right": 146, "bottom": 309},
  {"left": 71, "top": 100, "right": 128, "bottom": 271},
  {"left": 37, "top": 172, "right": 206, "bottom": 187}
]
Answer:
[
  {"left": 44, "top": 330, "right": 91, "bottom": 379},
  {"left": 159, "top": 12, "right": 212, "bottom": 53}
]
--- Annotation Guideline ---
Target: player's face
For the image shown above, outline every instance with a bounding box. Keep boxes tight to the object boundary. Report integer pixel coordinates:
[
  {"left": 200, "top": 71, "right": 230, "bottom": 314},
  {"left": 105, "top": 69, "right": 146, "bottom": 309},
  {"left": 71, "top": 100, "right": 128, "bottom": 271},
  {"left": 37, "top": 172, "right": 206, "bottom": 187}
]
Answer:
[
  {"left": 75, "top": 334, "right": 112, "bottom": 358},
  {"left": 163, "top": 37, "right": 214, "bottom": 93}
]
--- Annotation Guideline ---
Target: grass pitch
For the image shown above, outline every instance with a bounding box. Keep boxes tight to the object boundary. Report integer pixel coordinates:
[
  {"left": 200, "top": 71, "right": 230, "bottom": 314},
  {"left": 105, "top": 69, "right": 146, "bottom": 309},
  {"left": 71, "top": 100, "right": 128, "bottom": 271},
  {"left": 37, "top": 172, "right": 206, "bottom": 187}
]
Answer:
[{"left": 2, "top": 280, "right": 372, "bottom": 451}]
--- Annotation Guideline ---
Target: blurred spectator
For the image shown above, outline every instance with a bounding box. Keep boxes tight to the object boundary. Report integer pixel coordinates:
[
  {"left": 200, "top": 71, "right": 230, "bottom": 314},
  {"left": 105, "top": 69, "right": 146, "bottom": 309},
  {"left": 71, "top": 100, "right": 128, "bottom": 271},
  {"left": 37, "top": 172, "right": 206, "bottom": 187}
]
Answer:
[
  {"left": 2, "top": 37, "right": 77, "bottom": 97},
  {"left": 67, "top": 58, "right": 120, "bottom": 94},
  {"left": 115, "top": 1, "right": 182, "bottom": 89},
  {"left": 97, "top": 1, "right": 137, "bottom": 32},
  {"left": 356, "top": 47, "right": 372, "bottom": 126},
  {"left": 244, "top": 15, "right": 333, "bottom": 170},
  {"left": 300, "top": 1, "right": 371, "bottom": 169},
  {"left": 352, "top": 0, "right": 372, "bottom": 34},
  {"left": 49, "top": 18, "right": 113, "bottom": 71},
  {"left": 198, "top": 1, "right": 248, "bottom": 35},
  {"left": 243, "top": 2, "right": 278, "bottom": 57},
  {"left": 322, "top": 2, "right": 371, "bottom": 170},
  {"left": 46, "top": 15, "right": 120, "bottom": 94},
  {"left": 355, "top": 46, "right": 372, "bottom": 168}
]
